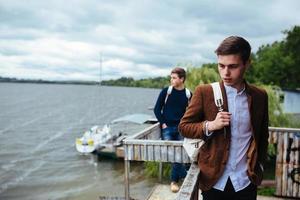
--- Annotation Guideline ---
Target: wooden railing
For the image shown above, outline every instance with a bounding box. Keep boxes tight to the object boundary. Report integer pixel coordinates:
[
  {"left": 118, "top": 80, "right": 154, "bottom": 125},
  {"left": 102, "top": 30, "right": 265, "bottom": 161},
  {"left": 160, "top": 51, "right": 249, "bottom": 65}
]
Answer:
[
  {"left": 268, "top": 127, "right": 300, "bottom": 198},
  {"left": 123, "top": 126, "right": 300, "bottom": 200}
]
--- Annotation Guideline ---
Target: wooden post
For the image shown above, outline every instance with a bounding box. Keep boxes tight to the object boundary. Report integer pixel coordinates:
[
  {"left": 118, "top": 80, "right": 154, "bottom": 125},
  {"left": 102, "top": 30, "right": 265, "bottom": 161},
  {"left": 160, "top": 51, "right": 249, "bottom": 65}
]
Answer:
[
  {"left": 159, "top": 162, "right": 163, "bottom": 182},
  {"left": 124, "top": 159, "right": 130, "bottom": 200}
]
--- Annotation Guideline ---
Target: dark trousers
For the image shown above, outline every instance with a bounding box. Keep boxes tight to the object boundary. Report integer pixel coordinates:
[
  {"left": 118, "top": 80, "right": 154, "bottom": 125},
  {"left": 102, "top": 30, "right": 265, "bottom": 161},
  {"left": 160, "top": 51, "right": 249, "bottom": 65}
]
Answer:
[
  {"left": 162, "top": 126, "right": 187, "bottom": 182},
  {"left": 202, "top": 178, "right": 257, "bottom": 200}
]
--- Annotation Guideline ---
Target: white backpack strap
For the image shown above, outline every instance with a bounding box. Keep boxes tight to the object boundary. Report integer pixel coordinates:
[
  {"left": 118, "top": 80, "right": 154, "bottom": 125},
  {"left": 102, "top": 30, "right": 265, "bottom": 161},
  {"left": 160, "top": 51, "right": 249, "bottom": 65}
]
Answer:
[
  {"left": 185, "top": 88, "right": 191, "bottom": 100},
  {"left": 164, "top": 86, "right": 173, "bottom": 104},
  {"left": 210, "top": 82, "right": 223, "bottom": 111}
]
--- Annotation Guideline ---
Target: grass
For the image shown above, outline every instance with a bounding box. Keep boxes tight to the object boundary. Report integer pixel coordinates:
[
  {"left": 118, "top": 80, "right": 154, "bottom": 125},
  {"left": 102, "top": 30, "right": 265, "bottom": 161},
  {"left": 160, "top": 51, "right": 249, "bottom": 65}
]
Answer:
[
  {"left": 264, "top": 153, "right": 276, "bottom": 180},
  {"left": 144, "top": 161, "right": 171, "bottom": 179},
  {"left": 257, "top": 187, "right": 276, "bottom": 196}
]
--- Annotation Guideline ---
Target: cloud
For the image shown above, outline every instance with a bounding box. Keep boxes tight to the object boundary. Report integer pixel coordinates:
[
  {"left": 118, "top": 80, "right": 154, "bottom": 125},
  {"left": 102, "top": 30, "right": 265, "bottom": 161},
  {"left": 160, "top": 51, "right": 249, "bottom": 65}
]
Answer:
[{"left": 0, "top": 0, "right": 299, "bottom": 81}]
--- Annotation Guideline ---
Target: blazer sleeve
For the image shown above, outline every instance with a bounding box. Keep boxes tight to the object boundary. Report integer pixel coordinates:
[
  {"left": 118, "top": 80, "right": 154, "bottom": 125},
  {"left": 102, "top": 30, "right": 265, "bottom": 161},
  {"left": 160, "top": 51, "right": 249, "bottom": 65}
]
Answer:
[
  {"left": 179, "top": 85, "right": 207, "bottom": 139},
  {"left": 257, "top": 90, "right": 269, "bottom": 167}
]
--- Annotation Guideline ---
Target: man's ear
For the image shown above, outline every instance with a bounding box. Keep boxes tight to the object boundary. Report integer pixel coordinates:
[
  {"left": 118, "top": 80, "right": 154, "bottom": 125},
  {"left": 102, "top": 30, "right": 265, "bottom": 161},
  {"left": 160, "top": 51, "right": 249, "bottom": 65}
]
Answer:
[
  {"left": 180, "top": 77, "right": 185, "bottom": 83},
  {"left": 245, "top": 59, "right": 251, "bottom": 70}
]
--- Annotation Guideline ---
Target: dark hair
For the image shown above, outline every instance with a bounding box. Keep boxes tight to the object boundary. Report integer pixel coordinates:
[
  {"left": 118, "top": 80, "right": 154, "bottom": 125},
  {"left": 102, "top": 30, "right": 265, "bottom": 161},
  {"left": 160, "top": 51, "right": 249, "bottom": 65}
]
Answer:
[
  {"left": 215, "top": 36, "right": 251, "bottom": 64},
  {"left": 171, "top": 67, "right": 186, "bottom": 82}
]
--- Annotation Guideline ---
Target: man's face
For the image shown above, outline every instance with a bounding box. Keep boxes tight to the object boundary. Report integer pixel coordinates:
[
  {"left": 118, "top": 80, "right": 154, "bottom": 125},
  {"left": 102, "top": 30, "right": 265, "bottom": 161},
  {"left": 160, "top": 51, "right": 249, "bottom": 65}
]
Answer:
[
  {"left": 170, "top": 73, "right": 184, "bottom": 87},
  {"left": 217, "top": 54, "right": 249, "bottom": 89}
]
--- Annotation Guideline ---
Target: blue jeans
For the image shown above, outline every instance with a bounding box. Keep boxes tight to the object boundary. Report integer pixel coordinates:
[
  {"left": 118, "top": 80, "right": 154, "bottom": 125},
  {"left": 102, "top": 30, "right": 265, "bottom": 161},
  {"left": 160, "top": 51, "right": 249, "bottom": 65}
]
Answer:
[{"left": 162, "top": 126, "right": 187, "bottom": 182}]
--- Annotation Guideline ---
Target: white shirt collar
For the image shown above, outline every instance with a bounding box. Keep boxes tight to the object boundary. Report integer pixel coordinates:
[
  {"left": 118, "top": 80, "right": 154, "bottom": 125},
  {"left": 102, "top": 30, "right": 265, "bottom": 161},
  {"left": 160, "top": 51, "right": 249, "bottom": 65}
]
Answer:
[{"left": 224, "top": 84, "right": 246, "bottom": 95}]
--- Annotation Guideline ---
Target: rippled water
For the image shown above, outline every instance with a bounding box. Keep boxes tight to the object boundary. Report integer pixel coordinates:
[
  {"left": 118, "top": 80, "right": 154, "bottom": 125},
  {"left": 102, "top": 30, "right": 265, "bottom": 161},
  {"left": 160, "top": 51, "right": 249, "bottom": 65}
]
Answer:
[{"left": 0, "top": 83, "right": 160, "bottom": 200}]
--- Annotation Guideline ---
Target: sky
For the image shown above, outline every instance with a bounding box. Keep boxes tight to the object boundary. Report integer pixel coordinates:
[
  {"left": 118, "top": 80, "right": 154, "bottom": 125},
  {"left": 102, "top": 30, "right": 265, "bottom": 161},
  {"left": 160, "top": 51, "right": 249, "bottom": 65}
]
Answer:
[{"left": 0, "top": 0, "right": 299, "bottom": 81}]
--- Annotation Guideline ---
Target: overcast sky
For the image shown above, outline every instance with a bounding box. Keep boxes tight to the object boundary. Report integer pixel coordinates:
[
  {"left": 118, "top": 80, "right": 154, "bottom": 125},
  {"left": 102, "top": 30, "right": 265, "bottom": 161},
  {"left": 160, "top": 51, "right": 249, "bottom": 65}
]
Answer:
[{"left": 0, "top": 0, "right": 299, "bottom": 81}]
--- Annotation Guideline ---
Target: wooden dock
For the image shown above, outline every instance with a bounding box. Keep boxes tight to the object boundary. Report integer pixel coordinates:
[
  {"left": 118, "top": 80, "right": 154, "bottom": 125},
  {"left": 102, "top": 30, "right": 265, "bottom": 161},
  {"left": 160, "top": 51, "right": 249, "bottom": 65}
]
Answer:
[
  {"left": 122, "top": 124, "right": 300, "bottom": 200},
  {"left": 146, "top": 184, "right": 177, "bottom": 200}
]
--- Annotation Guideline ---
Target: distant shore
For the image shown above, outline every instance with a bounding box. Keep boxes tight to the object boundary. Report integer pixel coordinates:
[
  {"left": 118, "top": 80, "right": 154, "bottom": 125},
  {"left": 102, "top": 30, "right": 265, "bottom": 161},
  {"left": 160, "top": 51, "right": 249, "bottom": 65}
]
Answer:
[
  {"left": 0, "top": 76, "right": 98, "bottom": 85},
  {"left": 1, "top": 76, "right": 299, "bottom": 92},
  {"left": 0, "top": 76, "right": 169, "bottom": 89}
]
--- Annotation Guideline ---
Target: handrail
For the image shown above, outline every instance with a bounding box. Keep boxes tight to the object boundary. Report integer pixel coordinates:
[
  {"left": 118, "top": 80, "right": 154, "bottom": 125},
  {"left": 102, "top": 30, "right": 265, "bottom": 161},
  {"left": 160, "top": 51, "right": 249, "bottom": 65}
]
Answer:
[
  {"left": 269, "top": 126, "right": 300, "bottom": 132},
  {"left": 175, "top": 163, "right": 200, "bottom": 200}
]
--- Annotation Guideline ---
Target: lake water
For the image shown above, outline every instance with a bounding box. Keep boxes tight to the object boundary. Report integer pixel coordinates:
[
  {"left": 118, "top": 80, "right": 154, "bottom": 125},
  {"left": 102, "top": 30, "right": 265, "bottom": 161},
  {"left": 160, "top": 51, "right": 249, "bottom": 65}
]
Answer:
[{"left": 0, "top": 83, "right": 160, "bottom": 200}]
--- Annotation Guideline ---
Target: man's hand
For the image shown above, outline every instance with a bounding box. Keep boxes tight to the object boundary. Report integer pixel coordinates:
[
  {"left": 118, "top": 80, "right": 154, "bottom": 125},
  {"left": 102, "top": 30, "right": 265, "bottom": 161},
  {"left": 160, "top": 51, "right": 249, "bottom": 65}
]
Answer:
[
  {"left": 208, "top": 112, "right": 231, "bottom": 131},
  {"left": 162, "top": 123, "right": 168, "bottom": 129}
]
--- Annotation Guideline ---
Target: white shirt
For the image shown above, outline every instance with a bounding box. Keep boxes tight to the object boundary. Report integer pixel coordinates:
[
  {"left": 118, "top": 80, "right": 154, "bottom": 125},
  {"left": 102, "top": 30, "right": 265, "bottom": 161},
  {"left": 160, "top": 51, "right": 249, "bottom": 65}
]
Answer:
[{"left": 213, "top": 85, "right": 252, "bottom": 192}]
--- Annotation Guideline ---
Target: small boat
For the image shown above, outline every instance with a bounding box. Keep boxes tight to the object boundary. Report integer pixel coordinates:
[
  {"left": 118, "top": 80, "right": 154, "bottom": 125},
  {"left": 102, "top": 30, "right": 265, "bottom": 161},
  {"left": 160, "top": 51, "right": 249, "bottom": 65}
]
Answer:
[
  {"left": 75, "top": 113, "right": 156, "bottom": 155},
  {"left": 75, "top": 124, "right": 111, "bottom": 153}
]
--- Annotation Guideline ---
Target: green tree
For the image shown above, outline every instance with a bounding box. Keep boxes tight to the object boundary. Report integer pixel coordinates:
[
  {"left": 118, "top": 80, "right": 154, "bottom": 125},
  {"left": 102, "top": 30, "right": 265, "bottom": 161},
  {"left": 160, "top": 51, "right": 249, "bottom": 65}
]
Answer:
[
  {"left": 261, "top": 85, "right": 291, "bottom": 127},
  {"left": 251, "top": 25, "right": 300, "bottom": 89},
  {"left": 282, "top": 26, "right": 300, "bottom": 89},
  {"left": 254, "top": 42, "right": 292, "bottom": 87},
  {"left": 185, "top": 65, "right": 219, "bottom": 91}
]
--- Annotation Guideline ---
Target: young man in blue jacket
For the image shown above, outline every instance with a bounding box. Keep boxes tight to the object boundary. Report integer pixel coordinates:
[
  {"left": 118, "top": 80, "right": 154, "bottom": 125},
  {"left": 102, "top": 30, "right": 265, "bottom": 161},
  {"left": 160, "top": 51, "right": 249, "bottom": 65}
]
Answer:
[{"left": 154, "top": 67, "right": 191, "bottom": 193}]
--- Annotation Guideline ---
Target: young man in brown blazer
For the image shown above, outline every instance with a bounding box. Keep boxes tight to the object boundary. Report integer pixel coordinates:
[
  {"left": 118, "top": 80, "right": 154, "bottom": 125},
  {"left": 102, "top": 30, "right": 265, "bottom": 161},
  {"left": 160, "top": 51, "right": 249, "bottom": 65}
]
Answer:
[{"left": 179, "top": 36, "right": 269, "bottom": 200}]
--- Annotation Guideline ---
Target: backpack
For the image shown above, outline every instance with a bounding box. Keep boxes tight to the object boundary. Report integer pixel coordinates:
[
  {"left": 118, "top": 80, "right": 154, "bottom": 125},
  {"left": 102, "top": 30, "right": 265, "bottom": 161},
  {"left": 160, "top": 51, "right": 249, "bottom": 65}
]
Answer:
[
  {"left": 183, "top": 82, "right": 224, "bottom": 162},
  {"left": 164, "top": 86, "right": 191, "bottom": 104}
]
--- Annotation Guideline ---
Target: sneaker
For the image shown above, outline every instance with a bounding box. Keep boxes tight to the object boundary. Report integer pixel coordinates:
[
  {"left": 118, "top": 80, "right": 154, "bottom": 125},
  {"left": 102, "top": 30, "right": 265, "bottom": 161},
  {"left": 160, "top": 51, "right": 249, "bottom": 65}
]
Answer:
[{"left": 170, "top": 181, "right": 180, "bottom": 193}]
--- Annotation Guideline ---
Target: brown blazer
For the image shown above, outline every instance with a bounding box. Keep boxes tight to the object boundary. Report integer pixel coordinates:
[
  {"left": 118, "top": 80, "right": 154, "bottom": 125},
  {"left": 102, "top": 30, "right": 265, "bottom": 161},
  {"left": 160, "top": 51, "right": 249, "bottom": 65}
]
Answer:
[{"left": 179, "top": 81, "right": 269, "bottom": 191}]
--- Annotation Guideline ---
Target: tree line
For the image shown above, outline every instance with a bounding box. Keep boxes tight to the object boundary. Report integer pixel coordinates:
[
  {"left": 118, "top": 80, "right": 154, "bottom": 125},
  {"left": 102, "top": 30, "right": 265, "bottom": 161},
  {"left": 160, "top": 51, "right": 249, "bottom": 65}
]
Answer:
[{"left": 103, "top": 25, "right": 300, "bottom": 91}]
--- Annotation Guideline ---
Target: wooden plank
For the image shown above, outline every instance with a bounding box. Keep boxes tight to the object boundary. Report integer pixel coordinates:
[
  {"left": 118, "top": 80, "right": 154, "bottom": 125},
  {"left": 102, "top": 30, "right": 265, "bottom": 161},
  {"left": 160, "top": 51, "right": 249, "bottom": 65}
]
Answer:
[
  {"left": 129, "top": 123, "right": 160, "bottom": 139},
  {"left": 167, "top": 145, "right": 175, "bottom": 163},
  {"left": 133, "top": 144, "right": 141, "bottom": 160},
  {"left": 161, "top": 145, "right": 168, "bottom": 162},
  {"left": 292, "top": 164, "right": 299, "bottom": 198},
  {"left": 147, "top": 145, "right": 154, "bottom": 161},
  {"left": 140, "top": 144, "right": 145, "bottom": 161},
  {"left": 147, "top": 126, "right": 161, "bottom": 140},
  {"left": 282, "top": 163, "right": 288, "bottom": 197},
  {"left": 154, "top": 145, "right": 161, "bottom": 161},
  {"left": 127, "top": 145, "right": 134, "bottom": 161},
  {"left": 288, "top": 133, "right": 294, "bottom": 197},
  {"left": 174, "top": 146, "right": 183, "bottom": 163},
  {"left": 275, "top": 163, "right": 283, "bottom": 196},
  {"left": 275, "top": 133, "right": 283, "bottom": 196},
  {"left": 142, "top": 144, "right": 147, "bottom": 161},
  {"left": 282, "top": 133, "right": 289, "bottom": 196},
  {"left": 293, "top": 136, "right": 300, "bottom": 197}
]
